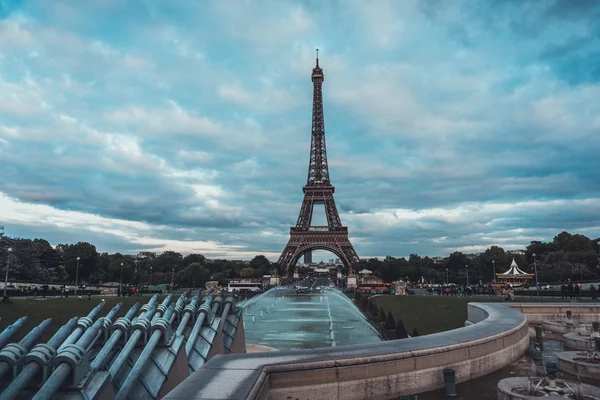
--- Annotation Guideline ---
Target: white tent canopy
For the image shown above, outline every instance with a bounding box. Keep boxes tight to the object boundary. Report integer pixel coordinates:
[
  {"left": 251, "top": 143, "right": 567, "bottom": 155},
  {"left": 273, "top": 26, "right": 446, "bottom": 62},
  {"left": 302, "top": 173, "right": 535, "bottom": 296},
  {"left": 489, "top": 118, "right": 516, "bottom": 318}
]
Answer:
[{"left": 499, "top": 258, "right": 531, "bottom": 276}]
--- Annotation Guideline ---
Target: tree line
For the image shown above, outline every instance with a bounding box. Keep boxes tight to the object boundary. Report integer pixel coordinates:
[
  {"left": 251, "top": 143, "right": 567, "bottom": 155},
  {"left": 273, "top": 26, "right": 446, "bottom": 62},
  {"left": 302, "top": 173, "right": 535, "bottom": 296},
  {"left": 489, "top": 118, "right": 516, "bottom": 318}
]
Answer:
[
  {"left": 1, "top": 227, "right": 599, "bottom": 286},
  {"left": 0, "top": 227, "right": 273, "bottom": 287},
  {"left": 356, "top": 231, "right": 600, "bottom": 284}
]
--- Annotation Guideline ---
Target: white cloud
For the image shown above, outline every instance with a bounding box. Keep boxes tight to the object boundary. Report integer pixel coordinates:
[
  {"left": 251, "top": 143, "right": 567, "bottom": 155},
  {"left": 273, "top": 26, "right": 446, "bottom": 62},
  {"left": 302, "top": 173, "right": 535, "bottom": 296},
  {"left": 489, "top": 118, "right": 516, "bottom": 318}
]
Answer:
[
  {"left": 0, "top": 192, "right": 274, "bottom": 258},
  {"left": 217, "top": 82, "right": 302, "bottom": 112}
]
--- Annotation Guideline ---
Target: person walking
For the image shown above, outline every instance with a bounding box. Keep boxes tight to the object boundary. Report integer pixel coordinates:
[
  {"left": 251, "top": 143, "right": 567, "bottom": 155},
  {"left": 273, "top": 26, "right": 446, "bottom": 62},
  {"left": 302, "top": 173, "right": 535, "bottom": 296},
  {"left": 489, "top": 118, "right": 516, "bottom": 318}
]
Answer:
[
  {"left": 590, "top": 284, "right": 597, "bottom": 301},
  {"left": 567, "top": 282, "right": 574, "bottom": 299}
]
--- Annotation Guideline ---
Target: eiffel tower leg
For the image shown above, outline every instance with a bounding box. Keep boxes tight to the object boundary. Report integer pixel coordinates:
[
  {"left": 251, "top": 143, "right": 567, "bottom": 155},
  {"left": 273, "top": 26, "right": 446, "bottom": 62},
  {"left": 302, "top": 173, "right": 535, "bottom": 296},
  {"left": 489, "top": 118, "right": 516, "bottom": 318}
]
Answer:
[{"left": 277, "top": 243, "right": 298, "bottom": 276}]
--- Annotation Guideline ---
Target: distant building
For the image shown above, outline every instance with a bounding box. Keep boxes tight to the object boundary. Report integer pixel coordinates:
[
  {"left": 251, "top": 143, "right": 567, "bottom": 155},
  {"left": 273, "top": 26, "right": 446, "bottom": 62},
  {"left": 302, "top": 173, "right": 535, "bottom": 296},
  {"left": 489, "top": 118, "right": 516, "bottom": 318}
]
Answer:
[
  {"left": 507, "top": 250, "right": 526, "bottom": 256},
  {"left": 431, "top": 257, "right": 444, "bottom": 264}
]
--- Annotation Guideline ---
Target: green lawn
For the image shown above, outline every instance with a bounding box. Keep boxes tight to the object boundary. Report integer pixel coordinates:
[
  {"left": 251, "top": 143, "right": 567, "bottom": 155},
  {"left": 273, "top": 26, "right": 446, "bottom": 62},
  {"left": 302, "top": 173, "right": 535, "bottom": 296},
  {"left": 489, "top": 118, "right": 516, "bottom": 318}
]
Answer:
[
  {"left": 369, "top": 295, "right": 598, "bottom": 336},
  {"left": 0, "top": 295, "right": 175, "bottom": 343}
]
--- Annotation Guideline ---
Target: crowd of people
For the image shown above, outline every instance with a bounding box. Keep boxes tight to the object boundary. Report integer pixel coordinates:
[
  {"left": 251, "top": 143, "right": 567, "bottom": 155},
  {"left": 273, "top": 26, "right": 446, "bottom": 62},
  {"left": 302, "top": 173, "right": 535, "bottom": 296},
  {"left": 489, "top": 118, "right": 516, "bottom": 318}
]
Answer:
[{"left": 560, "top": 282, "right": 598, "bottom": 300}]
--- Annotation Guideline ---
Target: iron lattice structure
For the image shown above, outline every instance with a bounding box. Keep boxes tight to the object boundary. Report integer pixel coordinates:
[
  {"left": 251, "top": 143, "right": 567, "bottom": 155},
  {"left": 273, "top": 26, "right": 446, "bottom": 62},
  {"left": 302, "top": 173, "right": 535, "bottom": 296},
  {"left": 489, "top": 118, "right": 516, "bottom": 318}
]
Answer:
[{"left": 278, "top": 51, "right": 360, "bottom": 275}]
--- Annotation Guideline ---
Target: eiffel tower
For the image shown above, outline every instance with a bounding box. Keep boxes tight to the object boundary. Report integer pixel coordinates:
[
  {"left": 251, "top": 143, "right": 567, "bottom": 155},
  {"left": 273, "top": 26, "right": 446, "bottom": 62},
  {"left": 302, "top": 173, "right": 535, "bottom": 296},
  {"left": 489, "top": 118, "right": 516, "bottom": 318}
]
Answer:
[{"left": 278, "top": 50, "right": 360, "bottom": 276}]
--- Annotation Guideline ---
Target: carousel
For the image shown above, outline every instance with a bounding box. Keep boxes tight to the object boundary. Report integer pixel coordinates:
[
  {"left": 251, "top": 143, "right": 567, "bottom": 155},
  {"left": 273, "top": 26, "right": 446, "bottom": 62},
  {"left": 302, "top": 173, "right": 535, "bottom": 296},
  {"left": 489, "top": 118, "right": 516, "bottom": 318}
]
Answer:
[{"left": 495, "top": 257, "right": 533, "bottom": 287}]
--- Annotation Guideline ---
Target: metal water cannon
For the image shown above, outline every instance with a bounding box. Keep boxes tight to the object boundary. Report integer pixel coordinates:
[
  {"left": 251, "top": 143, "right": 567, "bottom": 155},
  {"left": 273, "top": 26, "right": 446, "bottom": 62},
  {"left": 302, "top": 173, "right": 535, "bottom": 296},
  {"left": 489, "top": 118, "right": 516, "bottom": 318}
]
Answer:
[
  {"left": 0, "top": 318, "right": 78, "bottom": 400},
  {"left": 115, "top": 304, "right": 176, "bottom": 400},
  {"left": 111, "top": 302, "right": 142, "bottom": 345},
  {"left": 224, "top": 296, "right": 236, "bottom": 314},
  {"left": 151, "top": 304, "right": 176, "bottom": 347},
  {"left": 153, "top": 294, "right": 173, "bottom": 321},
  {"left": 108, "top": 304, "right": 158, "bottom": 380},
  {"left": 211, "top": 295, "right": 223, "bottom": 317},
  {"left": 131, "top": 306, "right": 156, "bottom": 346},
  {"left": 184, "top": 295, "right": 212, "bottom": 356},
  {"left": 91, "top": 303, "right": 141, "bottom": 372},
  {"left": 33, "top": 318, "right": 106, "bottom": 400},
  {"left": 176, "top": 293, "right": 201, "bottom": 336},
  {"left": 97, "top": 302, "right": 123, "bottom": 344},
  {"left": 58, "top": 302, "right": 106, "bottom": 352},
  {"left": 171, "top": 290, "right": 190, "bottom": 323},
  {"left": 0, "top": 317, "right": 27, "bottom": 351},
  {"left": 0, "top": 318, "right": 52, "bottom": 380},
  {"left": 136, "top": 294, "right": 159, "bottom": 321}
]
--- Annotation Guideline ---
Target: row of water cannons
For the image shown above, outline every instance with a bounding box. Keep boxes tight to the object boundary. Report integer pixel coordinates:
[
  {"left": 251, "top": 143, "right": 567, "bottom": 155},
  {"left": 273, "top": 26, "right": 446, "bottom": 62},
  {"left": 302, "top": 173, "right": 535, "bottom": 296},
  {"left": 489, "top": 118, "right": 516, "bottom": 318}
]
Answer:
[{"left": 0, "top": 289, "right": 237, "bottom": 400}]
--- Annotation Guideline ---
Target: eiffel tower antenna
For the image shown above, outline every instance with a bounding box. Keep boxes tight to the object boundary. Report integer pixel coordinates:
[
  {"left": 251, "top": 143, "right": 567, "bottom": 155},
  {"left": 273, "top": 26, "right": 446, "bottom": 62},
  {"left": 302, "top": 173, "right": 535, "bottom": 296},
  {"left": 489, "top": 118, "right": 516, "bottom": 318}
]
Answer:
[{"left": 278, "top": 52, "right": 360, "bottom": 277}]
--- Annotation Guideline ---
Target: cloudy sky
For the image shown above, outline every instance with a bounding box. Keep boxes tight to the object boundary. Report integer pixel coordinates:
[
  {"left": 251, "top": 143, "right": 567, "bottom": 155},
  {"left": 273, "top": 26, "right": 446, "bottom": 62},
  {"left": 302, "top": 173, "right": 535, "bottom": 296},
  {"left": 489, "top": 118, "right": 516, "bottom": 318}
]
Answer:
[{"left": 1, "top": 0, "right": 599, "bottom": 261}]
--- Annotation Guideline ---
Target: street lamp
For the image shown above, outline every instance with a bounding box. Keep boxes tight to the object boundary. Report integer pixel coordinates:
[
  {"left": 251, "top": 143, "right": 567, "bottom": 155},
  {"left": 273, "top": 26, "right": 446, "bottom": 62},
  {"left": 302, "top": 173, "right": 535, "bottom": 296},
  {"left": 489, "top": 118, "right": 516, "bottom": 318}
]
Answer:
[
  {"left": 465, "top": 264, "right": 469, "bottom": 286},
  {"left": 75, "top": 256, "right": 81, "bottom": 296},
  {"left": 120, "top": 262, "right": 124, "bottom": 296},
  {"left": 445, "top": 268, "right": 448, "bottom": 285},
  {"left": 171, "top": 268, "right": 175, "bottom": 292},
  {"left": 149, "top": 266, "right": 153, "bottom": 286},
  {"left": 3, "top": 247, "right": 13, "bottom": 298},
  {"left": 492, "top": 260, "right": 496, "bottom": 283},
  {"left": 532, "top": 253, "right": 540, "bottom": 297}
]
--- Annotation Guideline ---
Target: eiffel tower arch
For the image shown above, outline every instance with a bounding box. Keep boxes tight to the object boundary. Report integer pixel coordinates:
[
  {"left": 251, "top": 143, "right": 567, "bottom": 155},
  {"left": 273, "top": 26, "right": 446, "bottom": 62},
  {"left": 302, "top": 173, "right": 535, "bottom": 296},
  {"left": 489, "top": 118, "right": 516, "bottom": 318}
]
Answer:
[{"left": 278, "top": 51, "right": 360, "bottom": 276}]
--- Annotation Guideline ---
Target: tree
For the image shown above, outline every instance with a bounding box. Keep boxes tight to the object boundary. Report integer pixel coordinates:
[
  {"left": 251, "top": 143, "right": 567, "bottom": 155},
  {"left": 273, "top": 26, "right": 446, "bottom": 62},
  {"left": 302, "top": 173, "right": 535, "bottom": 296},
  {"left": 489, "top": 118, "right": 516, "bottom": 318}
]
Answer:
[
  {"left": 240, "top": 267, "right": 256, "bottom": 278},
  {"left": 368, "top": 300, "right": 378, "bottom": 316},
  {"left": 360, "top": 295, "right": 368, "bottom": 310},
  {"left": 395, "top": 319, "right": 409, "bottom": 339},
  {"left": 183, "top": 253, "right": 206, "bottom": 266},
  {"left": 155, "top": 251, "right": 184, "bottom": 273},
  {"left": 411, "top": 328, "right": 420, "bottom": 337},
  {"left": 56, "top": 242, "right": 98, "bottom": 284},
  {"left": 249, "top": 255, "right": 271, "bottom": 270},
  {"left": 384, "top": 311, "right": 396, "bottom": 330},
  {"left": 377, "top": 306, "right": 386, "bottom": 323},
  {"left": 35, "top": 239, "right": 62, "bottom": 281},
  {"left": 211, "top": 272, "right": 230, "bottom": 287},
  {"left": 175, "top": 262, "right": 210, "bottom": 286}
]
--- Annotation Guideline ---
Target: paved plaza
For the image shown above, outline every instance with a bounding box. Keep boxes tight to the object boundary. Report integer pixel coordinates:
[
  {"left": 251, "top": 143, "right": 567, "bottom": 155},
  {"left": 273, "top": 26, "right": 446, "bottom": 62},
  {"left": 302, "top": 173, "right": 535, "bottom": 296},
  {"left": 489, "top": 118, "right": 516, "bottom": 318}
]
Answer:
[{"left": 241, "top": 286, "right": 382, "bottom": 350}]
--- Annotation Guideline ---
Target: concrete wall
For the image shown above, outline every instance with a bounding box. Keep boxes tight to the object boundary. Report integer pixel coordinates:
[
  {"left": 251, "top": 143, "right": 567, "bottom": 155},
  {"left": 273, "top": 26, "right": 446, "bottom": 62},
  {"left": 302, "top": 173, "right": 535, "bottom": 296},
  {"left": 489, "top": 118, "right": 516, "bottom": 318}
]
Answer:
[
  {"left": 507, "top": 303, "right": 600, "bottom": 325},
  {"left": 164, "top": 302, "right": 534, "bottom": 400}
]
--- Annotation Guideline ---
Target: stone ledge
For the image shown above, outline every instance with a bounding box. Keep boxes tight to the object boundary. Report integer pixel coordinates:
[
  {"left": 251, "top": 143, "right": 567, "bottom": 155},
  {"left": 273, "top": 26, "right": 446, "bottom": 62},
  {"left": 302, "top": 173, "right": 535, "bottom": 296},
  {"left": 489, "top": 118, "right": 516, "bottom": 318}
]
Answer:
[
  {"left": 164, "top": 302, "right": 536, "bottom": 400},
  {"left": 165, "top": 302, "right": 600, "bottom": 399}
]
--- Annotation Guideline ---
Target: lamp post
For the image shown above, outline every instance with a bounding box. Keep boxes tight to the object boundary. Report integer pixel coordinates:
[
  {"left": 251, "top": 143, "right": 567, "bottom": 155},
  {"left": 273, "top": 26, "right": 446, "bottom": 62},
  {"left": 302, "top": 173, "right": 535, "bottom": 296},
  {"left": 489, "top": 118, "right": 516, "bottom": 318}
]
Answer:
[
  {"left": 171, "top": 268, "right": 175, "bottom": 292},
  {"left": 3, "top": 247, "right": 13, "bottom": 298},
  {"left": 465, "top": 264, "right": 469, "bottom": 286},
  {"left": 149, "top": 266, "right": 153, "bottom": 286},
  {"left": 492, "top": 260, "right": 496, "bottom": 283},
  {"left": 120, "top": 262, "right": 124, "bottom": 296},
  {"left": 75, "top": 256, "right": 81, "bottom": 296},
  {"left": 532, "top": 253, "right": 540, "bottom": 297},
  {"left": 445, "top": 268, "right": 448, "bottom": 285}
]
